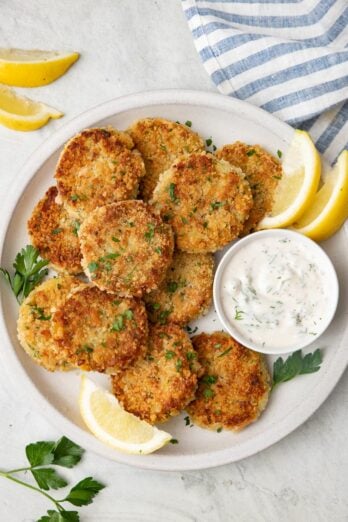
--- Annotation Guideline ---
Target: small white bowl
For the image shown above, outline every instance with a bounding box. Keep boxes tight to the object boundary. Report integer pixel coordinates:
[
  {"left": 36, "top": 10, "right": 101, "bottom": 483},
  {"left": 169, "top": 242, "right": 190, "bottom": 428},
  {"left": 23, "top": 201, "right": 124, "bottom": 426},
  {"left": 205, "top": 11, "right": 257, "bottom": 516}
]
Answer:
[{"left": 213, "top": 229, "right": 339, "bottom": 355}]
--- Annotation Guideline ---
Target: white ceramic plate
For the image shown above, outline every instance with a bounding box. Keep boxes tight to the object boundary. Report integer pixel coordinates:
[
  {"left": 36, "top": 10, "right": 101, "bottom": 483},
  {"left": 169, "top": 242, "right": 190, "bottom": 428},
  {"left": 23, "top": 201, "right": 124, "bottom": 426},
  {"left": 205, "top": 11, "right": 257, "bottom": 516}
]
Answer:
[{"left": 0, "top": 90, "right": 347, "bottom": 471}]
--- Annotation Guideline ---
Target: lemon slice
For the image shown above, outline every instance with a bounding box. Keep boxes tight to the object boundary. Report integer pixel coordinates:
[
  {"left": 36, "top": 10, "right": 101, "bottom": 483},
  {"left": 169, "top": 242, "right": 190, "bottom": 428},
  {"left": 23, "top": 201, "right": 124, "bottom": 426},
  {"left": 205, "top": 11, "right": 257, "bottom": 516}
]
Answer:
[
  {"left": 79, "top": 375, "right": 172, "bottom": 455},
  {"left": 0, "top": 49, "right": 79, "bottom": 87},
  {"left": 0, "top": 85, "right": 63, "bottom": 131},
  {"left": 258, "top": 130, "right": 321, "bottom": 229},
  {"left": 292, "top": 150, "right": 348, "bottom": 241}
]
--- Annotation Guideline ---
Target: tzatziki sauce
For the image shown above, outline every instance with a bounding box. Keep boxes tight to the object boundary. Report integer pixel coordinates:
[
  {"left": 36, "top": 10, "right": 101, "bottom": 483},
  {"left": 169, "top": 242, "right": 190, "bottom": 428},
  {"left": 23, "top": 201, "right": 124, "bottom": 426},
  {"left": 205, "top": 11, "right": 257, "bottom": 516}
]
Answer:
[{"left": 219, "top": 234, "right": 334, "bottom": 351}]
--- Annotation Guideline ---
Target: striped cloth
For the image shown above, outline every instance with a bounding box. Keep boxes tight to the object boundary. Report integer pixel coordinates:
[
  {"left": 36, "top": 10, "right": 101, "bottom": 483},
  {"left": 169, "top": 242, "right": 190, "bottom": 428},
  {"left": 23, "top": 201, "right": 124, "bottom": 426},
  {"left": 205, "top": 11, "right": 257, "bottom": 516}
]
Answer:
[{"left": 182, "top": 0, "right": 348, "bottom": 164}]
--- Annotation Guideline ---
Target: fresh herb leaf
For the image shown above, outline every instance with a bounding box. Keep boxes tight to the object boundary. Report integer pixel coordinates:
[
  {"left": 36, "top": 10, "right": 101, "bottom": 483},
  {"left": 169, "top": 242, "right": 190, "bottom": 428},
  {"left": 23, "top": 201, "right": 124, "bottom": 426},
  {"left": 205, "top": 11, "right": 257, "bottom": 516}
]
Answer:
[
  {"left": 217, "top": 347, "right": 232, "bottom": 357},
  {"left": 185, "top": 120, "right": 192, "bottom": 127},
  {"left": 72, "top": 221, "right": 81, "bottom": 237},
  {"left": 111, "top": 236, "right": 120, "bottom": 243},
  {"left": 30, "top": 304, "right": 51, "bottom": 321},
  {"left": 0, "top": 246, "right": 49, "bottom": 304},
  {"left": 217, "top": 427, "right": 223, "bottom": 433},
  {"left": 37, "top": 511, "right": 80, "bottom": 522},
  {"left": 51, "top": 437, "right": 84, "bottom": 469},
  {"left": 202, "top": 375, "right": 218, "bottom": 385},
  {"left": 246, "top": 149, "right": 256, "bottom": 157},
  {"left": 206, "top": 138, "right": 212, "bottom": 147},
  {"left": 272, "top": 349, "right": 323, "bottom": 388},
  {"left": 184, "top": 416, "right": 190, "bottom": 426},
  {"left": 26, "top": 441, "right": 56, "bottom": 467},
  {"left": 186, "top": 351, "right": 197, "bottom": 361},
  {"left": 154, "top": 247, "right": 162, "bottom": 254},
  {"left": 175, "top": 359, "right": 183, "bottom": 372},
  {"left": 277, "top": 149, "right": 283, "bottom": 158},
  {"left": 273, "top": 175, "right": 282, "bottom": 180},
  {"left": 111, "top": 315, "right": 124, "bottom": 332},
  {"left": 165, "top": 350, "right": 175, "bottom": 360},
  {"left": 170, "top": 438, "right": 179, "bottom": 444},
  {"left": 210, "top": 201, "right": 224, "bottom": 211},
  {"left": 31, "top": 468, "right": 68, "bottom": 491},
  {"left": 203, "top": 389, "right": 214, "bottom": 399},
  {"left": 63, "top": 477, "right": 105, "bottom": 507},
  {"left": 234, "top": 307, "right": 245, "bottom": 320}
]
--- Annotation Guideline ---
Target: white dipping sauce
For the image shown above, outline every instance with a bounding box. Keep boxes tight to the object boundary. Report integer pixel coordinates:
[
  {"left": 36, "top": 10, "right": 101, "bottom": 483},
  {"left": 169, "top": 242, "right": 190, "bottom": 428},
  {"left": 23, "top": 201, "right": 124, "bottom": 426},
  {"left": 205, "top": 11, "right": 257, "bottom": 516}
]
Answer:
[{"left": 220, "top": 236, "right": 331, "bottom": 351}]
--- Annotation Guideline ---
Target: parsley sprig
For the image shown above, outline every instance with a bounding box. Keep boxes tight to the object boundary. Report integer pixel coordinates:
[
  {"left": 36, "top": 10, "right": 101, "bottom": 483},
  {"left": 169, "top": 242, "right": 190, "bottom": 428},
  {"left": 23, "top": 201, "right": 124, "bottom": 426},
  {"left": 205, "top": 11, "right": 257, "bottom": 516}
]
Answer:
[
  {"left": 0, "top": 245, "right": 49, "bottom": 304},
  {"left": 0, "top": 436, "right": 105, "bottom": 521},
  {"left": 272, "top": 349, "right": 322, "bottom": 389}
]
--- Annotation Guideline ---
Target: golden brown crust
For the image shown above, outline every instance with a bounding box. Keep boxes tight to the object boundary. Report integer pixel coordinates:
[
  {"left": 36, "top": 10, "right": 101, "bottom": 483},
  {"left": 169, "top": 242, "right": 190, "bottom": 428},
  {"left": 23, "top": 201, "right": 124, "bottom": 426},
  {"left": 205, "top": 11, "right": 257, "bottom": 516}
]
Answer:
[
  {"left": 151, "top": 152, "right": 253, "bottom": 253},
  {"left": 216, "top": 142, "right": 282, "bottom": 234},
  {"left": 144, "top": 251, "right": 214, "bottom": 326},
  {"left": 51, "top": 285, "right": 148, "bottom": 374},
  {"left": 187, "top": 332, "right": 271, "bottom": 431},
  {"left": 27, "top": 186, "right": 82, "bottom": 274},
  {"left": 79, "top": 201, "right": 174, "bottom": 297},
  {"left": 55, "top": 127, "right": 145, "bottom": 220},
  {"left": 128, "top": 118, "right": 204, "bottom": 201},
  {"left": 17, "top": 275, "right": 82, "bottom": 371},
  {"left": 111, "top": 324, "right": 200, "bottom": 424}
]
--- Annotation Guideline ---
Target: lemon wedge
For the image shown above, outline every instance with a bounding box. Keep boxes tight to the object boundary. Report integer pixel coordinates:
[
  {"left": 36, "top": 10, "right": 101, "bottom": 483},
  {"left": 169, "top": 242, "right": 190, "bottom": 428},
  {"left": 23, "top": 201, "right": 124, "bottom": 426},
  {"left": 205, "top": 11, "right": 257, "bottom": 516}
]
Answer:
[
  {"left": 292, "top": 150, "right": 348, "bottom": 241},
  {"left": 79, "top": 375, "right": 172, "bottom": 455},
  {"left": 258, "top": 130, "right": 321, "bottom": 229},
  {"left": 0, "top": 85, "right": 62, "bottom": 131},
  {"left": 0, "top": 49, "right": 79, "bottom": 87}
]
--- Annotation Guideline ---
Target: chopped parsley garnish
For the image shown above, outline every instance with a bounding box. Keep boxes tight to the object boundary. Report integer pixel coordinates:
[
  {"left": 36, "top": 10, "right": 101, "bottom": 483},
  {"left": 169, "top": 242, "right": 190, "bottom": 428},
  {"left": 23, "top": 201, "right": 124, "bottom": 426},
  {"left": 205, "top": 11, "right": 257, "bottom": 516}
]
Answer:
[
  {"left": 186, "top": 351, "right": 197, "bottom": 361},
  {"left": 185, "top": 120, "right": 192, "bottom": 127},
  {"left": 111, "top": 315, "right": 124, "bottom": 332},
  {"left": 88, "top": 261, "right": 99, "bottom": 273},
  {"left": 158, "top": 308, "right": 172, "bottom": 325},
  {"left": 246, "top": 149, "right": 256, "bottom": 157},
  {"left": 160, "top": 144, "right": 167, "bottom": 152},
  {"left": 277, "top": 149, "right": 283, "bottom": 158},
  {"left": 165, "top": 350, "right": 175, "bottom": 360},
  {"left": 70, "top": 194, "right": 79, "bottom": 201},
  {"left": 273, "top": 175, "right": 282, "bottom": 180},
  {"left": 184, "top": 416, "right": 191, "bottom": 426},
  {"left": 203, "top": 221, "right": 208, "bottom": 228},
  {"left": 167, "top": 281, "right": 178, "bottom": 293},
  {"left": 151, "top": 302, "right": 161, "bottom": 310},
  {"left": 170, "top": 439, "right": 179, "bottom": 444},
  {"left": 214, "top": 343, "right": 222, "bottom": 349},
  {"left": 185, "top": 325, "right": 198, "bottom": 335},
  {"left": 112, "top": 236, "right": 120, "bottom": 242},
  {"left": 210, "top": 201, "right": 224, "bottom": 211},
  {"left": 203, "top": 389, "right": 214, "bottom": 399},
  {"left": 72, "top": 221, "right": 81, "bottom": 236},
  {"left": 76, "top": 345, "right": 94, "bottom": 355},
  {"left": 217, "top": 427, "right": 223, "bottom": 433},
  {"left": 144, "top": 223, "right": 155, "bottom": 242},
  {"left": 202, "top": 375, "right": 218, "bottom": 385},
  {"left": 206, "top": 138, "right": 212, "bottom": 147},
  {"left": 218, "top": 347, "right": 232, "bottom": 357},
  {"left": 51, "top": 228, "right": 63, "bottom": 235},
  {"left": 30, "top": 304, "right": 51, "bottom": 321},
  {"left": 168, "top": 183, "right": 178, "bottom": 203},
  {"left": 155, "top": 247, "right": 162, "bottom": 254},
  {"left": 175, "top": 359, "right": 183, "bottom": 372},
  {"left": 123, "top": 309, "right": 134, "bottom": 320}
]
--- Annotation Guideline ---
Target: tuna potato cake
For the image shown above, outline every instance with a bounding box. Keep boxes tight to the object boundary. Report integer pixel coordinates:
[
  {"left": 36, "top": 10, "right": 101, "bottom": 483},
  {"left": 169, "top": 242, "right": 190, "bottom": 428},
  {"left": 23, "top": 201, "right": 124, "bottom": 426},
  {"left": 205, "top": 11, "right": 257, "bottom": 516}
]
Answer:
[
  {"left": 216, "top": 142, "right": 282, "bottom": 234},
  {"left": 79, "top": 200, "right": 174, "bottom": 297},
  {"left": 51, "top": 285, "right": 148, "bottom": 374},
  {"left": 187, "top": 332, "right": 271, "bottom": 431},
  {"left": 55, "top": 127, "right": 145, "bottom": 220},
  {"left": 27, "top": 186, "right": 82, "bottom": 274},
  {"left": 111, "top": 324, "right": 200, "bottom": 424},
  {"left": 151, "top": 152, "right": 253, "bottom": 253},
  {"left": 17, "top": 275, "right": 82, "bottom": 371},
  {"left": 128, "top": 117, "right": 205, "bottom": 201},
  {"left": 145, "top": 250, "right": 214, "bottom": 326}
]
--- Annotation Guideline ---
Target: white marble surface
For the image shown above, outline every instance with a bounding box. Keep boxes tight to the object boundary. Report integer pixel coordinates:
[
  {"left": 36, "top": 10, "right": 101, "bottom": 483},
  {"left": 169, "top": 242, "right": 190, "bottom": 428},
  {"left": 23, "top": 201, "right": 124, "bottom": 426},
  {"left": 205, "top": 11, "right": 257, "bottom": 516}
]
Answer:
[{"left": 0, "top": 1, "right": 347, "bottom": 521}]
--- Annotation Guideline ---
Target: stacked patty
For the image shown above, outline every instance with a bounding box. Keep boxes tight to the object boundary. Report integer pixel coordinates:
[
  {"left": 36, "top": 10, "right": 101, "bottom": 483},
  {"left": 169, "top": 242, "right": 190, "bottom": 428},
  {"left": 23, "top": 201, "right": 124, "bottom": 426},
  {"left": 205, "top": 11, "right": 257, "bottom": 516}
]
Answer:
[{"left": 18, "top": 117, "right": 280, "bottom": 431}]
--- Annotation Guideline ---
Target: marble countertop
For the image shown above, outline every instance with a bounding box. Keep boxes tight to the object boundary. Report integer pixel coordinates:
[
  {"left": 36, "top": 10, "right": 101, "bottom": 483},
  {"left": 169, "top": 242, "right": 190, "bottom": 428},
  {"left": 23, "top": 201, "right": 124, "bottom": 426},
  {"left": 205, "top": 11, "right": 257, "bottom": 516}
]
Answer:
[{"left": 0, "top": 1, "right": 347, "bottom": 520}]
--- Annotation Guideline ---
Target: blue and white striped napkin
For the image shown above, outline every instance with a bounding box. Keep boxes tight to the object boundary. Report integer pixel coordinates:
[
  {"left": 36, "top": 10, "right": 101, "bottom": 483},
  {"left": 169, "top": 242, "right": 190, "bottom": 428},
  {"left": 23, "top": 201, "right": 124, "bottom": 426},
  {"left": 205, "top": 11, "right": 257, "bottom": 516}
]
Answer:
[{"left": 182, "top": 0, "right": 348, "bottom": 164}]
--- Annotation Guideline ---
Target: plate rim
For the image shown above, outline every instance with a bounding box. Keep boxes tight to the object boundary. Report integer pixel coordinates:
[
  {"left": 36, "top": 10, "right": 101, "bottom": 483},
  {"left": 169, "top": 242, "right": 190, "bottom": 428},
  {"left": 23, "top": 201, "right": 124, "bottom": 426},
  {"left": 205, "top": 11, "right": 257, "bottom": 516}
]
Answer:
[{"left": 0, "top": 88, "right": 347, "bottom": 471}]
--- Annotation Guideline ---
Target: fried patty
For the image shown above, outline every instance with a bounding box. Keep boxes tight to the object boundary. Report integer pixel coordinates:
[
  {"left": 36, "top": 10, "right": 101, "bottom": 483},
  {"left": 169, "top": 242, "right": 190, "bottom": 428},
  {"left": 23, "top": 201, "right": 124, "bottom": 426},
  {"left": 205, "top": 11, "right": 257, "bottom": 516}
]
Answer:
[
  {"left": 17, "top": 275, "right": 82, "bottom": 371},
  {"left": 79, "top": 201, "right": 174, "bottom": 297},
  {"left": 27, "top": 186, "right": 82, "bottom": 274},
  {"left": 55, "top": 127, "right": 145, "bottom": 220},
  {"left": 151, "top": 152, "right": 253, "bottom": 253},
  {"left": 51, "top": 285, "right": 148, "bottom": 374},
  {"left": 145, "top": 251, "right": 214, "bottom": 326},
  {"left": 216, "top": 142, "right": 282, "bottom": 234},
  {"left": 128, "top": 118, "right": 205, "bottom": 201},
  {"left": 187, "top": 332, "right": 271, "bottom": 431},
  {"left": 111, "top": 324, "right": 200, "bottom": 424}
]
